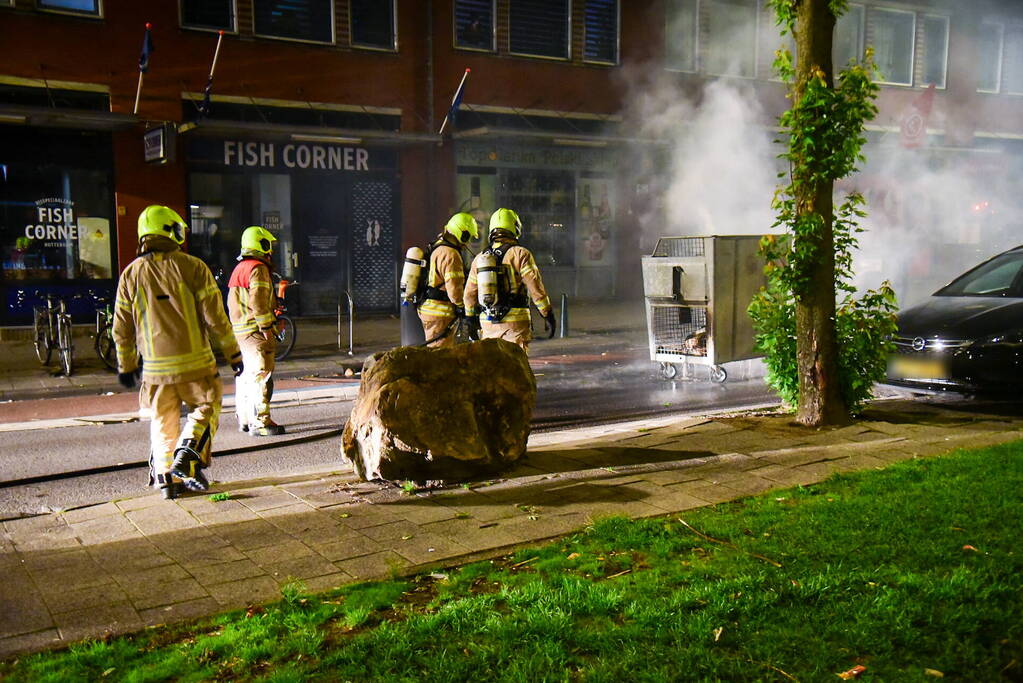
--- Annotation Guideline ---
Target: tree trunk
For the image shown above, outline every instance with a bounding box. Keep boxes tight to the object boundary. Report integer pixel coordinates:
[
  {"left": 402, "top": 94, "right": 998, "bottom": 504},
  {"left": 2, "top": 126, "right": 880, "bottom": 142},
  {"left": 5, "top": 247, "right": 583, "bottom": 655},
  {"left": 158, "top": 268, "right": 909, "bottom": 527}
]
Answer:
[{"left": 793, "top": 0, "right": 848, "bottom": 426}]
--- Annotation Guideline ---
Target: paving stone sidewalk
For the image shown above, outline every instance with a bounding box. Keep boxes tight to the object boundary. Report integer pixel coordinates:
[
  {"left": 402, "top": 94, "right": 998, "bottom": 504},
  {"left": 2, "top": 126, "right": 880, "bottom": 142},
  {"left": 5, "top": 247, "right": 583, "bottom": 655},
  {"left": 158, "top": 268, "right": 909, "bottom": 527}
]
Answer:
[{"left": 2, "top": 396, "right": 1021, "bottom": 659}]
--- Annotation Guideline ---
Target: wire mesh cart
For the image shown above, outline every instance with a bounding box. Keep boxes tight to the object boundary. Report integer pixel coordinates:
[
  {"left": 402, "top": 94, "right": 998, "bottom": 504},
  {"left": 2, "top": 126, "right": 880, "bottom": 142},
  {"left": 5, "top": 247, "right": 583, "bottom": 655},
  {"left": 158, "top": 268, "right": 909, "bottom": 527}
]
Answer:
[{"left": 641, "top": 235, "right": 768, "bottom": 382}]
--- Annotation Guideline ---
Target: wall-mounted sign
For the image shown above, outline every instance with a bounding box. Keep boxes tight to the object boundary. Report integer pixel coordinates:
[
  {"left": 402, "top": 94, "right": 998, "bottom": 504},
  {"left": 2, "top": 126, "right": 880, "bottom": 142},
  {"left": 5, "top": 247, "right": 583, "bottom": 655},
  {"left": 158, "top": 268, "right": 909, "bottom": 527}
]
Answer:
[
  {"left": 186, "top": 138, "right": 397, "bottom": 172},
  {"left": 144, "top": 124, "right": 176, "bottom": 164}
]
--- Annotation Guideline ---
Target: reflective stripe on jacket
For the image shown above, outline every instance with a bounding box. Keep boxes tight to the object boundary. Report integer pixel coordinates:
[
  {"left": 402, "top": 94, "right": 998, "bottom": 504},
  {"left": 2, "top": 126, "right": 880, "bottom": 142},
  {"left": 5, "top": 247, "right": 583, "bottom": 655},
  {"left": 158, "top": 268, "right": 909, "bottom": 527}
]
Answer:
[
  {"left": 465, "top": 238, "right": 551, "bottom": 322},
  {"left": 113, "top": 237, "right": 241, "bottom": 384},
  {"left": 228, "top": 258, "right": 277, "bottom": 336},
  {"left": 418, "top": 237, "right": 465, "bottom": 319}
]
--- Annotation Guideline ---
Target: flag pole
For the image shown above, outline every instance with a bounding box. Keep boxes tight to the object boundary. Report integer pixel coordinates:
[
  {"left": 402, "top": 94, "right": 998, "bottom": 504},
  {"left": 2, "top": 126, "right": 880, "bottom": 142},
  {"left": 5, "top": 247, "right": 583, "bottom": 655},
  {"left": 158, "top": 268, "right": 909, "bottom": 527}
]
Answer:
[
  {"left": 438, "top": 68, "right": 470, "bottom": 136},
  {"left": 133, "top": 22, "right": 152, "bottom": 115},
  {"left": 133, "top": 72, "right": 144, "bottom": 115},
  {"left": 208, "top": 30, "right": 224, "bottom": 83},
  {"left": 199, "top": 30, "right": 225, "bottom": 117}
]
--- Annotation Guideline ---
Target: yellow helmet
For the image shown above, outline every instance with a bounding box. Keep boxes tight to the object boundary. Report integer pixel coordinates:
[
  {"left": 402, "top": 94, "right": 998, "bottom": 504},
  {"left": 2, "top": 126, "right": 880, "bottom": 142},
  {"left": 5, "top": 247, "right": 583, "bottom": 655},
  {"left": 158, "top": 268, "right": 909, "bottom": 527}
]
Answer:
[
  {"left": 488, "top": 208, "right": 521, "bottom": 239},
  {"left": 138, "top": 205, "right": 187, "bottom": 245},
  {"left": 443, "top": 212, "right": 479, "bottom": 243},
  {"left": 241, "top": 225, "right": 277, "bottom": 255}
]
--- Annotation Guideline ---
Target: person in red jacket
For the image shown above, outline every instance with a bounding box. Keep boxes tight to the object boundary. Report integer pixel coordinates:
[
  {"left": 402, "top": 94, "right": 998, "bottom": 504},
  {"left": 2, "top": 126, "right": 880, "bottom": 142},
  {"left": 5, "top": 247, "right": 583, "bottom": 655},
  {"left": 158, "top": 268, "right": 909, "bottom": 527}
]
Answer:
[{"left": 228, "top": 226, "right": 285, "bottom": 437}]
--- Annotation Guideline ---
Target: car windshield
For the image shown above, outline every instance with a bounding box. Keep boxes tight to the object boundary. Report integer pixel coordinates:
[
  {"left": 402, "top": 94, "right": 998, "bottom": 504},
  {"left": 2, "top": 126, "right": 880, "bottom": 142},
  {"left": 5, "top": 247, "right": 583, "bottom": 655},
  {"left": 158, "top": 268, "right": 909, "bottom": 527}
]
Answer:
[{"left": 936, "top": 251, "right": 1023, "bottom": 297}]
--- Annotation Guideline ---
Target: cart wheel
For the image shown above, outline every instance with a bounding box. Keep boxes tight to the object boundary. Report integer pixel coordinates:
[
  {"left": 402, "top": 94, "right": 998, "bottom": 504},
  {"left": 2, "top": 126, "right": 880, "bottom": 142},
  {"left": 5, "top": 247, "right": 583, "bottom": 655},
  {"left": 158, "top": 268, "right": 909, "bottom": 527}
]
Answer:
[
  {"left": 709, "top": 365, "right": 727, "bottom": 384},
  {"left": 660, "top": 362, "right": 678, "bottom": 380}
]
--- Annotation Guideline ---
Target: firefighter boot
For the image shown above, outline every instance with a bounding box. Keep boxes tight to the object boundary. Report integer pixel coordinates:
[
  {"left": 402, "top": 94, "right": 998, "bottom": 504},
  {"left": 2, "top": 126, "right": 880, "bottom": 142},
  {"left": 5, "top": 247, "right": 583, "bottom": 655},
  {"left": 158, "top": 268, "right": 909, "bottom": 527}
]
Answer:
[
  {"left": 156, "top": 473, "right": 179, "bottom": 500},
  {"left": 170, "top": 440, "right": 210, "bottom": 492},
  {"left": 250, "top": 421, "right": 286, "bottom": 437}
]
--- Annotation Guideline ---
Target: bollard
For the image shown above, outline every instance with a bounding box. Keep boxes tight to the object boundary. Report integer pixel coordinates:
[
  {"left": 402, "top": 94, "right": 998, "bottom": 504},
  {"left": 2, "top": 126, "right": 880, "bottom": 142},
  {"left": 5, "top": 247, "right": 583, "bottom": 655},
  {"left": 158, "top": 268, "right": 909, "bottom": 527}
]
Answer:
[
  {"left": 338, "top": 291, "right": 354, "bottom": 355},
  {"left": 559, "top": 292, "right": 568, "bottom": 338}
]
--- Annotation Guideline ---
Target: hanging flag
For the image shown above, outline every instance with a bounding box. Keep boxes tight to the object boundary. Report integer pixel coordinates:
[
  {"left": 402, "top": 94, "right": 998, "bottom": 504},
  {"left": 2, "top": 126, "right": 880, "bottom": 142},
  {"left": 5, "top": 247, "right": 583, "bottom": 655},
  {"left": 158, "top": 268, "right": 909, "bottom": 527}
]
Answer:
[
  {"left": 900, "top": 83, "right": 936, "bottom": 149},
  {"left": 198, "top": 30, "right": 225, "bottom": 118},
  {"left": 438, "top": 68, "right": 471, "bottom": 136},
  {"left": 138, "top": 23, "right": 154, "bottom": 73}
]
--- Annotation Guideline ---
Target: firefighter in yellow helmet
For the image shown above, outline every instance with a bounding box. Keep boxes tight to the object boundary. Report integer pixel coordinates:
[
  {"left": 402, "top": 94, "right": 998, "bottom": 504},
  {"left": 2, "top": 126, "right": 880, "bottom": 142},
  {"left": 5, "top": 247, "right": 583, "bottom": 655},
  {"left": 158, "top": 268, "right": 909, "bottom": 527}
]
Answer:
[
  {"left": 113, "top": 205, "right": 243, "bottom": 500},
  {"left": 228, "top": 226, "right": 285, "bottom": 437},
  {"left": 464, "top": 208, "right": 554, "bottom": 352},
  {"left": 416, "top": 212, "right": 478, "bottom": 347}
]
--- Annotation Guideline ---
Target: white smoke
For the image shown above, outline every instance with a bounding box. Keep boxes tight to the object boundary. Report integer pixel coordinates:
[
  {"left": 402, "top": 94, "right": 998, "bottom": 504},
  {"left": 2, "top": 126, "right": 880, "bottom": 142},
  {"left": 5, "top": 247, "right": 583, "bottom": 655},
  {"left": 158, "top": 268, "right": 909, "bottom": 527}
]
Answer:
[{"left": 624, "top": 74, "right": 782, "bottom": 252}]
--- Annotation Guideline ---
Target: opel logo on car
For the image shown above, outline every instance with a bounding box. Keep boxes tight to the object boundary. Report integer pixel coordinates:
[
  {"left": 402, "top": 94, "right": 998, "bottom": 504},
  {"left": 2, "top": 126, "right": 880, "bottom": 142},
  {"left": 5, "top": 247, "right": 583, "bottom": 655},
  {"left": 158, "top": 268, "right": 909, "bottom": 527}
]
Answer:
[{"left": 911, "top": 337, "right": 926, "bottom": 351}]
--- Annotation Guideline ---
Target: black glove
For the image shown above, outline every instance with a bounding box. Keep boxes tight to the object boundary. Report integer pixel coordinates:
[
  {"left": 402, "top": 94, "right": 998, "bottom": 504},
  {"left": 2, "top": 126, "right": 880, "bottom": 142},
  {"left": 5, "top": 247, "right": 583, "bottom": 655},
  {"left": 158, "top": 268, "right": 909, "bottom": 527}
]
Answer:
[
  {"left": 454, "top": 305, "right": 466, "bottom": 319},
  {"left": 117, "top": 372, "right": 136, "bottom": 389},
  {"left": 543, "top": 312, "right": 557, "bottom": 339},
  {"left": 466, "top": 315, "right": 481, "bottom": 341},
  {"left": 231, "top": 360, "right": 244, "bottom": 377}
]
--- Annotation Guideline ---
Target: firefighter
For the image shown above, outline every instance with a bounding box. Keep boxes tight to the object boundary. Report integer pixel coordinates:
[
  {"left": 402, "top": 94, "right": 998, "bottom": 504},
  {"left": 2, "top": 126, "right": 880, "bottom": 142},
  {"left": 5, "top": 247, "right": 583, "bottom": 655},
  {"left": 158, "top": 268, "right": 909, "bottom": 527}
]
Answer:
[
  {"left": 113, "top": 205, "right": 243, "bottom": 500},
  {"left": 416, "top": 212, "right": 478, "bottom": 347},
  {"left": 464, "top": 208, "right": 555, "bottom": 352},
  {"left": 228, "top": 226, "right": 285, "bottom": 437}
]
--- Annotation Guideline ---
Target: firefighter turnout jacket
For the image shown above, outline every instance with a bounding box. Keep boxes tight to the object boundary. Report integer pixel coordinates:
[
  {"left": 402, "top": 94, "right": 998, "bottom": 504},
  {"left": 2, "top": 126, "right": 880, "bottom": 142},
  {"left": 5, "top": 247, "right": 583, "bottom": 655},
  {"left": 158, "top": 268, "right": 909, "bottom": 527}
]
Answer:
[
  {"left": 465, "top": 237, "right": 551, "bottom": 323},
  {"left": 113, "top": 237, "right": 241, "bottom": 382},
  {"left": 227, "top": 257, "right": 277, "bottom": 336},
  {"left": 418, "top": 235, "right": 466, "bottom": 319}
]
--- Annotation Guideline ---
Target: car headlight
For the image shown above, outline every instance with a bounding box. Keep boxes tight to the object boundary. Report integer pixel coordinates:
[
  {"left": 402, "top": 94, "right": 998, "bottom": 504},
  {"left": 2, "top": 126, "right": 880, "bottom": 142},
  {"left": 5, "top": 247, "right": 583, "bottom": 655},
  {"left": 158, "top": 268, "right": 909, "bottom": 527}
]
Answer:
[{"left": 972, "top": 331, "right": 1023, "bottom": 349}]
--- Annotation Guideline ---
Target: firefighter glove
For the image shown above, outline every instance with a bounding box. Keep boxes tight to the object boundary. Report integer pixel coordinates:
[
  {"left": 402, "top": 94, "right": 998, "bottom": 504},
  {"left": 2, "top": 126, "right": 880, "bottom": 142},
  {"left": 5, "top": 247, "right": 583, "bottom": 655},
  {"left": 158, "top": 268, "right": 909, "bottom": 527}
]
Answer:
[
  {"left": 466, "top": 315, "right": 481, "bottom": 341},
  {"left": 118, "top": 370, "right": 137, "bottom": 389},
  {"left": 543, "top": 311, "right": 557, "bottom": 339},
  {"left": 231, "top": 360, "right": 245, "bottom": 377}
]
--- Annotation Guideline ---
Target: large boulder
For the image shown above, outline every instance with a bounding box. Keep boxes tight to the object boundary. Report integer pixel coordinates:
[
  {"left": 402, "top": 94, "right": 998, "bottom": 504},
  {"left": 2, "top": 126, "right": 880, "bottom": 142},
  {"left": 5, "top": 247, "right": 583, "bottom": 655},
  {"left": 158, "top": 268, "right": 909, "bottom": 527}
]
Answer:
[{"left": 341, "top": 338, "right": 536, "bottom": 483}]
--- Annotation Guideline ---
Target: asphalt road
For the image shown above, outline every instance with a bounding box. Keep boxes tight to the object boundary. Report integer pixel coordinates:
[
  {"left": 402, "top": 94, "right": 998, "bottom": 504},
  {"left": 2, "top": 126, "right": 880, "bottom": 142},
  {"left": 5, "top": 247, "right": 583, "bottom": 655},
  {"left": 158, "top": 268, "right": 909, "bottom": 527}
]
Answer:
[{"left": 0, "top": 350, "right": 779, "bottom": 518}]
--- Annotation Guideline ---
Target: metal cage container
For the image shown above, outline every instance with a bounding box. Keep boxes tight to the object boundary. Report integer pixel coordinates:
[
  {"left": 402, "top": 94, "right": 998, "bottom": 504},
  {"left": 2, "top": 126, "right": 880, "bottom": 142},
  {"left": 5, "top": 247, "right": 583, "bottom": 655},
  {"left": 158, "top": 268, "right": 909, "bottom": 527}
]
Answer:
[{"left": 641, "top": 235, "right": 768, "bottom": 382}]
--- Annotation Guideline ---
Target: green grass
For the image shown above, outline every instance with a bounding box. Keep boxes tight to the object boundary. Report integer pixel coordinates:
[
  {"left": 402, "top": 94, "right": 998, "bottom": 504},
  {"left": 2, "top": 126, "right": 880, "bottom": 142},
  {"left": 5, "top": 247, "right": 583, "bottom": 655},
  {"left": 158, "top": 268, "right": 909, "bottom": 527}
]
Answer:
[{"left": 4, "top": 441, "right": 1023, "bottom": 681}]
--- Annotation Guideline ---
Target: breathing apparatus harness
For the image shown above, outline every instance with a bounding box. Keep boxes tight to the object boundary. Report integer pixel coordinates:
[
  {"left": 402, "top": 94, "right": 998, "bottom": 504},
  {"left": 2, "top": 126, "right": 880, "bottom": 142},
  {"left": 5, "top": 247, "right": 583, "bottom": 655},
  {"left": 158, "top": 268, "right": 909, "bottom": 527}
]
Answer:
[
  {"left": 400, "top": 235, "right": 464, "bottom": 306},
  {"left": 478, "top": 240, "right": 528, "bottom": 323}
]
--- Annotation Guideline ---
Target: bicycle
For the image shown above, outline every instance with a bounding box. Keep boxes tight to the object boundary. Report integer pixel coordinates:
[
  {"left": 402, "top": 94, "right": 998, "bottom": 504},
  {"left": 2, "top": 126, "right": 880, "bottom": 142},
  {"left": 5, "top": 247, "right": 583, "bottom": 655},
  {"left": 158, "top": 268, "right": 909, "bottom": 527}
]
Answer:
[
  {"left": 29, "top": 291, "right": 75, "bottom": 376},
  {"left": 273, "top": 276, "right": 298, "bottom": 361},
  {"left": 92, "top": 295, "right": 117, "bottom": 372}
]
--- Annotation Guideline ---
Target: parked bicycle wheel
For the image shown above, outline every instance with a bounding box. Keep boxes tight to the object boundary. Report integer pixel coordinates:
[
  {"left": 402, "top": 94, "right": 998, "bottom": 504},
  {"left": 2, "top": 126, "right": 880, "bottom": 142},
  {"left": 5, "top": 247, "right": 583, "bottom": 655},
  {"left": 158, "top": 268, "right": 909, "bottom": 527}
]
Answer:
[
  {"left": 274, "top": 315, "right": 297, "bottom": 361},
  {"left": 57, "top": 314, "right": 74, "bottom": 376},
  {"left": 33, "top": 308, "right": 52, "bottom": 365},
  {"left": 95, "top": 323, "right": 117, "bottom": 371}
]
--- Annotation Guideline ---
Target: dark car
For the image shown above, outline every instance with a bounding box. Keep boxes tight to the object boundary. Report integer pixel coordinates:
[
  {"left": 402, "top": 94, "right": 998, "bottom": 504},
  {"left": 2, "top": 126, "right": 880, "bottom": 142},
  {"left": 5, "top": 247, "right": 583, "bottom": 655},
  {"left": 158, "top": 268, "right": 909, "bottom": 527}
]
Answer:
[{"left": 886, "top": 244, "right": 1023, "bottom": 394}]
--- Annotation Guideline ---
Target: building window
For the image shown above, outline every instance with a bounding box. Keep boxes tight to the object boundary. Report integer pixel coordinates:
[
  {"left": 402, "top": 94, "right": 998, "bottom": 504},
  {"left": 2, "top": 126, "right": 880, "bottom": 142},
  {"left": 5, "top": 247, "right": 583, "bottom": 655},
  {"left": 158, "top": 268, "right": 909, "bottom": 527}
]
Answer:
[
  {"left": 36, "top": 0, "right": 100, "bottom": 16},
  {"left": 664, "top": 0, "right": 698, "bottom": 72},
  {"left": 584, "top": 0, "right": 618, "bottom": 64},
  {"left": 454, "top": 0, "right": 494, "bottom": 51},
  {"left": 350, "top": 0, "right": 395, "bottom": 50},
  {"left": 919, "top": 15, "right": 948, "bottom": 88},
  {"left": 0, "top": 129, "right": 115, "bottom": 295},
  {"left": 253, "top": 0, "right": 333, "bottom": 44},
  {"left": 977, "top": 23, "right": 1004, "bottom": 93},
  {"left": 509, "top": 0, "right": 570, "bottom": 60},
  {"left": 181, "top": 0, "right": 235, "bottom": 32},
  {"left": 834, "top": 3, "right": 864, "bottom": 71},
  {"left": 869, "top": 7, "right": 915, "bottom": 86},
  {"left": 704, "top": 0, "right": 757, "bottom": 78},
  {"left": 1004, "top": 26, "right": 1023, "bottom": 95}
]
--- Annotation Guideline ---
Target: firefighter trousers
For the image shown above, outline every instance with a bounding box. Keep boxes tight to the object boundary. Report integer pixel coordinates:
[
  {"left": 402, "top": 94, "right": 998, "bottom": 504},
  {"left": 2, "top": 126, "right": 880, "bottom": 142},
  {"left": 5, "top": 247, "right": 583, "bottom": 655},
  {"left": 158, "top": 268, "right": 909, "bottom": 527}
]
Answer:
[
  {"left": 141, "top": 376, "right": 223, "bottom": 481},
  {"left": 481, "top": 320, "right": 532, "bottom": 352},
  {"left": 418, "top": 313, "right": 457, "bottom": 348},
  {"left": 236, "top": 331, "right": 276, "bottom": 429}
]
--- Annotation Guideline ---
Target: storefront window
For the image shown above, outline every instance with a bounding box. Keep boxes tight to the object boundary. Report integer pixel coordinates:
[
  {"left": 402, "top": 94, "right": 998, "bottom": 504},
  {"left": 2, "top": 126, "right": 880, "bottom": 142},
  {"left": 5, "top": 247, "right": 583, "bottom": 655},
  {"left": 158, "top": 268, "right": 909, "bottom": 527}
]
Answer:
[
  {"left": 454, "top": 169, "right": 496, "bottom": 249},
  {"left": 1, "top": 133, "right": 114, "bottom": 284},
  {"left": 502, "top": 169, "right": 574, "bottom": 267},
  {"left": 188, "top": 172, "right": 296, "bottom": 283},
  {"left": 186, "top": 137, "right": 399, "bottom": 314}
]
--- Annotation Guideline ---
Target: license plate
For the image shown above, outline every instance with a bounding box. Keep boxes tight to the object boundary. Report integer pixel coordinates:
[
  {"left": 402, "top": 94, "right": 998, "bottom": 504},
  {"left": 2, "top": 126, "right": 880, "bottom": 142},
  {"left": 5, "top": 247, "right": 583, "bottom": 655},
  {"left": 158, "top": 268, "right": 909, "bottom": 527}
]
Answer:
[{"left": 888, "top": 356, "right": 947, "bottom": 380}]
